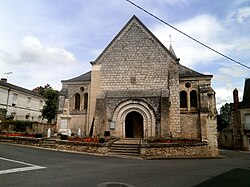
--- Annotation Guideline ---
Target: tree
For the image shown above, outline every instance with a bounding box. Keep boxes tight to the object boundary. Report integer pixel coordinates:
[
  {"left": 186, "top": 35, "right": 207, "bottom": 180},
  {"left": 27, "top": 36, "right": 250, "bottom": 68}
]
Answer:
[
  {"left": 217, "top": 103, "right": 232, "bottom": 131},
  {"left": 34, "top": 84, "right": 59, "bottom": 123}
]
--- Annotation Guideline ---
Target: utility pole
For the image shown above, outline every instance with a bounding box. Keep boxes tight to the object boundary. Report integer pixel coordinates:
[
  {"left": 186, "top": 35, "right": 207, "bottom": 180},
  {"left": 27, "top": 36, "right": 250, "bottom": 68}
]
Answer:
[{"left": 3, "top": 72, "right": 12, "bottom": 111}]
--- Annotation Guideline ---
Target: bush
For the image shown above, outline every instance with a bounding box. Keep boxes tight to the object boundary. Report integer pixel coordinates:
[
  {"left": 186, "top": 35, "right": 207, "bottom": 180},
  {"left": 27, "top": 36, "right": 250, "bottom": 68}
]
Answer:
[
  {"left": 2, "top": 120, "right": 32, "bottom": 132},
  {"left": 0, "top": 108, "right": 7, "bottom": 117},
  {"left": 12, "top": 120, "right": 32, "bottom": 132},
  {"left": 61, "top": 135, "right": 68, "bottom": 140},
  {"left": 35, "top": 133, "right": 43, "bottom": 138},
  {"left": 99, "top": 137, "right": 105, "bottom": 143}
]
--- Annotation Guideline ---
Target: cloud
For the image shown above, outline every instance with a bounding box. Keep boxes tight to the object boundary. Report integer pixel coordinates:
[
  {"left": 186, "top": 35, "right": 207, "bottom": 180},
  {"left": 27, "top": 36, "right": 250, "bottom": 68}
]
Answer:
[
  {"left": 152, "top": 14, "right": 231, "bottom": 67},
  {"left": 215, "top": 89, "right": 232, "bottom": 110},
  {"left": 152, "top": 13, "right": 248, "bottom": 110},
  {"left": 217, "top": 65, "right": 249, "bottom": 78},
  {"left": 19, "top": 36, "right": 76, "bottom": 64},
  {"left": 0, "top": 36, "right": 83, "bottom": 90},
  {"left": 135, "top": 0, "right": 189, "bottom": 6},
  {"left": 237, "top": 6, "right": 250, "bottom": 23},
  {"left": 213, "top": 64, "right": 247, "bottom": 110},
  {"left": 215, "top": 87, "right": 243, "bottom": 111},
  {"left": 0, "top": 50, "right": 18, "bottom": 64}
]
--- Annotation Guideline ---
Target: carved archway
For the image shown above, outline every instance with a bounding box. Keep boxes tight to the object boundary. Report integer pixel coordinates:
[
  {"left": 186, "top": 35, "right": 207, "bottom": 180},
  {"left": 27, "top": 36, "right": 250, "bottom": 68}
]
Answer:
[{"left": 112, "top": 100, "right": 156, "bottom": 138}]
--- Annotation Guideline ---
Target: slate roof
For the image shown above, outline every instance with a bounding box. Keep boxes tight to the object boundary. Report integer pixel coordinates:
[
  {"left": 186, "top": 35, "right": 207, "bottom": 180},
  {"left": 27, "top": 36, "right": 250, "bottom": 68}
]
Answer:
[
  {"left": 169, "top": 44, "right": 177, "bottom": 59},
  {"left": 179, "top": 64, "right": 211, "bottom": 78},
  {"left": 61, "top": 71, "right": 91, "bottom": 83},
  {"left": 241, "top": 78, "right": 250, "bottom": 108},
  {"left": 62, "top": 64, "right": 209, "bottom": 84},
  {"left": 0, "top": 80, "right": 44, "bottom": 99}
]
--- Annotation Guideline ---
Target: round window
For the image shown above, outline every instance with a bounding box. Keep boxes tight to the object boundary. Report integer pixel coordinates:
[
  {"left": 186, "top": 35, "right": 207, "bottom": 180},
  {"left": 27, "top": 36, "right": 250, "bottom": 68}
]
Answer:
[{"left": 185, "top": 82, "right": 191, "bottom": 88}]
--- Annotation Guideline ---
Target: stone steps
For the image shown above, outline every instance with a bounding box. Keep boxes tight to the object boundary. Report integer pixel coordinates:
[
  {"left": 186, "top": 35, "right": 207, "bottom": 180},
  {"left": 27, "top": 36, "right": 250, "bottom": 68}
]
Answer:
[
  {"left": 42, "top": 139, "right": 57, "bottom": 148},
  {"left": 108, "top": 138, "right": 142, "bottom": 157}
]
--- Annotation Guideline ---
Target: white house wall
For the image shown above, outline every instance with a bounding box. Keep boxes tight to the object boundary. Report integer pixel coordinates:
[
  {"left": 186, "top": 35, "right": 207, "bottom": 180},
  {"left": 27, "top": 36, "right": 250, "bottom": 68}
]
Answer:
[{"left": 0, "top": 84, "right": 46, "bottom": 122}]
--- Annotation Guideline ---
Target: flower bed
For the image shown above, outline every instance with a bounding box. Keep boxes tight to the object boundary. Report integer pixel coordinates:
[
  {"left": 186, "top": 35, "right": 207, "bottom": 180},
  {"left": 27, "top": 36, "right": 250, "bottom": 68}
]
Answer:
[
  {"left": 0, "top": 132, "right": 35, "bottom": 138},
  {"left": 146, "top": 137, "right": 202, "bottom": 144},
  {"left": 67, "top": 137, "right": 99, "bottom": 143},
  {"left": 67, "top": 136, "right": 118, "bottom": 143}
]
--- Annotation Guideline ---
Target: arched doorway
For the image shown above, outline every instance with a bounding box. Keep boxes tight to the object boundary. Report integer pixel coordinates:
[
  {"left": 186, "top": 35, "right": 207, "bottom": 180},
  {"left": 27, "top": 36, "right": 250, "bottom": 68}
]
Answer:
[{"left": 125, "top": 111, "right": 143, "bottom": 138}]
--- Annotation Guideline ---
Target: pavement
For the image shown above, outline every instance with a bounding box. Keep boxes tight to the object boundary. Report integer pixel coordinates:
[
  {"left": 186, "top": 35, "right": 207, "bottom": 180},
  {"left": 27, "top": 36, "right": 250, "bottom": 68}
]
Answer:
[{"left": 0, "top": 142, "right": 250, "bottom": 187}]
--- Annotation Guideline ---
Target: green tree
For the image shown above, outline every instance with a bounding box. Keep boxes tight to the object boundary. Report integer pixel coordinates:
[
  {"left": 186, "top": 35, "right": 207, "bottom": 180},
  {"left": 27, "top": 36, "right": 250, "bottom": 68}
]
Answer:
[
  {"left": 217, "top": 103, "right": 232, "bottom": 131},
  {"left": 34, "top": 84, "right": 59, "bottom": 123}
]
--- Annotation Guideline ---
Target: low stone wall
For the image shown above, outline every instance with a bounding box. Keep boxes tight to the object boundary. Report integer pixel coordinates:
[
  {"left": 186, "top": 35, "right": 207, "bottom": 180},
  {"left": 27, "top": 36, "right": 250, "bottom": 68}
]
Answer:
[
  {"left": 143, "top": 143, "right": 211, "bottom": 157},
  {"left": 56, "top": 144, "right": 108, "bottom": 154},
  {"left": 0, "top": 136, "right": 41, "bottom": 145},
  {"left": 0, "top": 135, "right": 109, "bottom": 154},
  {"left": 0, "top": 121, "right": 56, "bottom": 135},
  {"left": 0, "top": 136, "right": 217, "bottom": 158}
]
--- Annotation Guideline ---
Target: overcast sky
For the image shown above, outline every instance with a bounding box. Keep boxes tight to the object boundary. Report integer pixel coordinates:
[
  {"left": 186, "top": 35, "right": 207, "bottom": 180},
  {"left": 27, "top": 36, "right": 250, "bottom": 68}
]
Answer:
[{"left": 0, "top": 0, "right": 250, "bottom": 110}]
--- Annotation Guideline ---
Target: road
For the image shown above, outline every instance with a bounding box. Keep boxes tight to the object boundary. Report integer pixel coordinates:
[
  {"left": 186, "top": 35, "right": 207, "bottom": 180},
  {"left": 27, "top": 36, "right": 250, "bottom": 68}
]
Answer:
[{"left": 0, "top": 142, "right": 250, "bottom": 187}]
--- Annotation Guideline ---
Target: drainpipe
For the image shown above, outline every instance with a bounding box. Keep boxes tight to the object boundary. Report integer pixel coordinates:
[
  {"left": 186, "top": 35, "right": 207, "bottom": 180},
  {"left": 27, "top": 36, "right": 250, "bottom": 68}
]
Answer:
[
  {"left": 198, "top": 89, "right": 202, "bottom": 140},
  {"left": 6, "top": 88, "right": 11, "bottom": 111}
]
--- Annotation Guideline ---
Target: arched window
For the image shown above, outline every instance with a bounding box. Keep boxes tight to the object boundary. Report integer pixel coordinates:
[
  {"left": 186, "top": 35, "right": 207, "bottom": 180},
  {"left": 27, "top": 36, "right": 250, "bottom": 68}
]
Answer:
[
  {"left": 84, "top": 93, "right": 88, "bottom": 110},
  {"left": 75, "top": 93, "right": 80, "bottom": 110},
  {"left": 190, "top": 90, "right": 197, "bottom": 107},
  {"left": 180, "top": 91, "right": 187, "bottom": 108}
]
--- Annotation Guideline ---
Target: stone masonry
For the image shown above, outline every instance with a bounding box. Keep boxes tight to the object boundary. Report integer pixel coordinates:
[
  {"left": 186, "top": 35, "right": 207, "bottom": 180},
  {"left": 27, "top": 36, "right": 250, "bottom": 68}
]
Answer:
[{"left": 57, "top": 16, "right": 219, "bottom": 156}]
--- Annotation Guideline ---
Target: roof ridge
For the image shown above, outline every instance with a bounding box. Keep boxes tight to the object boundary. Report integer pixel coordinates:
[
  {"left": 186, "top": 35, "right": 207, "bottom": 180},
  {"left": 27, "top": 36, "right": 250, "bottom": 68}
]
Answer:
[
  {"left": 62, "top": 71, "right": 91, "bottom": 82},
  {"left": 91, "top": 15, "right": 177, "bottom": 65},
  {"left": 179, "top": 64, "right": 212, "bottom": 78},
  {"left": 0, "top": 81, "right": 44, "bottom": 98}
]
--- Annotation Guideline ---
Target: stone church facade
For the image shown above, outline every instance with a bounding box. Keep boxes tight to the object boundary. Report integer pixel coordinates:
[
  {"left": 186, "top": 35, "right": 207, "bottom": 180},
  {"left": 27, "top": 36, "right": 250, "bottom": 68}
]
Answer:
[{"left": 57, "top": 16, "right": 218, "bottom": 155}]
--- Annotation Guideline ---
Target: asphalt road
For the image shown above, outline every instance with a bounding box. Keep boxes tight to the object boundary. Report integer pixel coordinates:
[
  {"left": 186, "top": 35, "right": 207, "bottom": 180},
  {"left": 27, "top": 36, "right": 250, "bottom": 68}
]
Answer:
[{"left": 0, "top": 142, "right": 250, "bottom": 187}]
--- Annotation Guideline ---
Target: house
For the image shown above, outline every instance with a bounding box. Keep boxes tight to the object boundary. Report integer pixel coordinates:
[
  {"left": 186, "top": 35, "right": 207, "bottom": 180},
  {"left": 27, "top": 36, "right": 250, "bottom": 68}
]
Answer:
[
  {"left": 57, "top": 16, "right": 218, "bottom": 156},
  {"left": 0, "top": 78, "right": 46, "bottom": 122},
  {"left": 219, "top": 78, "right": 250, "bottom": 151}
]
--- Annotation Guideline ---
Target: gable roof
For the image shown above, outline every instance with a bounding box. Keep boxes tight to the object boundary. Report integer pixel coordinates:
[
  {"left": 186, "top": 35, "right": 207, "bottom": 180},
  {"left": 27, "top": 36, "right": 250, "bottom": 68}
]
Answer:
[
  {"left": 179, "top": 64, "right": 212, "bottom": 78},
  {"left": 62, "top": 16, "right": 211, "bottom": 83},
  {"left": 169, "top": 44, "right": 177, "bottom": 58},
  {"left": 0, "top": 80, "right": 45, "bottom": 99},
  {"left": 61, "top": 71, "right": 91, "bottom": 83},
  {"left": 91, "top": 15, "right": 177, "bottom": 65},
  {"left": 241, "top": 78, "right": 250, "bottom": 108}
]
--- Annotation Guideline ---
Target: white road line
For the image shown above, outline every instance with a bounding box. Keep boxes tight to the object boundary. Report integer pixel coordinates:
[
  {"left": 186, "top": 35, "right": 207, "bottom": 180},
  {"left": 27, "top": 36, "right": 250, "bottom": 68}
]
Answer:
[{"left": 0, "top": 157, "right": 46, "bottom": 175}]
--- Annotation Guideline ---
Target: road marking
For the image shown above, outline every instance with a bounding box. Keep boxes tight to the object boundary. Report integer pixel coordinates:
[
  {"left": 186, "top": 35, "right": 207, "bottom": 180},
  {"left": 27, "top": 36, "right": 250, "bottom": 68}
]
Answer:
[{"left": 0, "top": 157, "right": 46, "bottom": 175}]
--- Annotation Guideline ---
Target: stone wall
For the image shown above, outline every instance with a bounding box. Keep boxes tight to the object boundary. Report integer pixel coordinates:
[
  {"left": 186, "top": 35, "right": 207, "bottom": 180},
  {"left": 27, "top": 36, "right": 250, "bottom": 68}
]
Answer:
[
  {"left": 0, "top": 136, "right": 217, "bottom": 157},
  {"left": 99, "top": 23, "right": 173, "bottom": 91},
  {"left": 92, "top": 18, "right": 180, "bottom": 138},
  {"left": 0, "top": 121, "right": 56, "bottom": 135},
  {"left": 0, "top": 136, "right": 109, "bottom": 154},
  {"left": 180, "top": 113, "right": 200, "bottom": 139},
  {"left": 57, "top": 114, "right": 87, "bottom": 135},
  {"left": 144, "top": 143, "right": 211, "bottom": 157}
]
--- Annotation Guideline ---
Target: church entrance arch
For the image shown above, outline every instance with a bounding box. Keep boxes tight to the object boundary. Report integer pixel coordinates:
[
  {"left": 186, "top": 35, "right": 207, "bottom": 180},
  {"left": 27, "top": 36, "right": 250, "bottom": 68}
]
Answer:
[
  {"left": 112, "top": 100, "right": 156, "bottom": 139},
  {"left": 125, "top": 111, "right": 143, "bottom": 138}
]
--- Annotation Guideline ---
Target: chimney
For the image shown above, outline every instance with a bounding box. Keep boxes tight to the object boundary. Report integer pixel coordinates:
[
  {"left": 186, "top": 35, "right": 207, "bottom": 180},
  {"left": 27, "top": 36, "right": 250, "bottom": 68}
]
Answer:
[
  {"left": 0, "top": 78, "right": 7, "bottom": 83},
  {"left": 233, "top": 88, "right": 239, "bottom": 110}
]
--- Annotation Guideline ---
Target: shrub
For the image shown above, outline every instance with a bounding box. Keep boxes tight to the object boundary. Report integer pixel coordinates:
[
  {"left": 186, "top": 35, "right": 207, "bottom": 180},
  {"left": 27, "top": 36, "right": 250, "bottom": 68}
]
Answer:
[
  {"left": 61, "top": 135, "right": 68, "bottom": 140},
  {"left": 99, "top": 137, "right": 105, "bottom": 143}
]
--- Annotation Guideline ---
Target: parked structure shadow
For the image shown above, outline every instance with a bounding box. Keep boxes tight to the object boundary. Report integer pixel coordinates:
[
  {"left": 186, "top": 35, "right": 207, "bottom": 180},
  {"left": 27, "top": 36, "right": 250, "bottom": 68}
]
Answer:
[{"left": 195, "top": 168, "right": 250, "bottom": 187}]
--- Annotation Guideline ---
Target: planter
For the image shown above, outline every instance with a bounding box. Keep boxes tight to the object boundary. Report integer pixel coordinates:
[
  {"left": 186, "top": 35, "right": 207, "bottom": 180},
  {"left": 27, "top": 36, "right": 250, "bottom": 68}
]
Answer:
[
  {"left": 99, "top": 137, "right": 105, "bottom": 143},
  {"left": 35, "top": 133, "right": 43, "bottom": 138},
  {"left": 61, "top": 135, "right": 68, "bottom": 140}
]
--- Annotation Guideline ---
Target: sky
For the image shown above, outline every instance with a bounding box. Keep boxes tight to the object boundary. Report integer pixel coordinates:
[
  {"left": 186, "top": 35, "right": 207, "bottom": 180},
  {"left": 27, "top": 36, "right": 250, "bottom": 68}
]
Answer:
[{"left": 0, "top": 0, "right": 250, "bottom": 110}]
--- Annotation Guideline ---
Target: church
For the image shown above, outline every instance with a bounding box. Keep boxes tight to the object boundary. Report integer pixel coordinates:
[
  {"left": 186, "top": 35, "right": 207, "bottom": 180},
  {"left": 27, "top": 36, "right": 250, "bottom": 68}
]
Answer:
[{"left": 57, "top": 16, "right": 218, "bottom": 155}]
